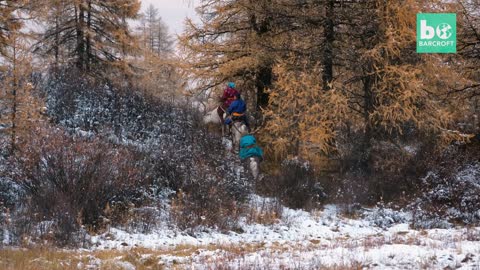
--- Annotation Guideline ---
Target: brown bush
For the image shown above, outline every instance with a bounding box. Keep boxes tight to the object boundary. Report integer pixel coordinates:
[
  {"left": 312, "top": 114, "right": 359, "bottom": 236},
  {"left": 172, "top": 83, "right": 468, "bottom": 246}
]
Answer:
[
  {"left": 12, "top": 127, "right": 152, "bottom": 246},
  {"left": 331, "top": 127, "right": 434, "bottom": 205},
  {"left": 259, "top": 158, "right": 326, "bottom": 210},
  {"left": 411, "top": 141, "right": 480, "bottom": 228},
  {"left": 170, "top": 180, "right": 243, "bottom": 232},
  {"left": 13, "top": 67, "right": 253, "bottom": 239}
]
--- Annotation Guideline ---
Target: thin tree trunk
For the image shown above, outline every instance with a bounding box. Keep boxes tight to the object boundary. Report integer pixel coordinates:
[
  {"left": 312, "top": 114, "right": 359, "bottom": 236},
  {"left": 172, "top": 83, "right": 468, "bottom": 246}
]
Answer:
[
  {"left": 322, "top": 0, "right": 335, "bottom": 91},
  {"left": 361, "top": 73, "right": 374, "bottom": 174},
  {"left": 255, "top": 66, "right": 272, "bottom": 110},
  {"left": 248, "top": 0, "right": 272, "bottom": 111},
  {"left": 76, "top": 2, "right": 86, "bottom": 70},
  {"left": 54, "top": 16, "right": 59, "bottom": 66},
  {"left": 86, "top": 0, "right": 92, "bottom": 71},
  {"left": 11, "top": 39, "right": 17, "bottom": 154}
]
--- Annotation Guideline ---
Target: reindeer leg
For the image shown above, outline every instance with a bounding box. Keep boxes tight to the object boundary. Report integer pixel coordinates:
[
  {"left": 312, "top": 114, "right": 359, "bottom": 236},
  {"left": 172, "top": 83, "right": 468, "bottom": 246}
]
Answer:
[{"left": 249, "top": 157, "right": 260, "bottom": 180}]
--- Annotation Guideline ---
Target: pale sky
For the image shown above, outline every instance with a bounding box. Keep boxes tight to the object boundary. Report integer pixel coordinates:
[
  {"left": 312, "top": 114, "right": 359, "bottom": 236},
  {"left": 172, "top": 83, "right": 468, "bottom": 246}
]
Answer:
[{"left": 140, "top": 0, "right": 200, "bottom": 35}]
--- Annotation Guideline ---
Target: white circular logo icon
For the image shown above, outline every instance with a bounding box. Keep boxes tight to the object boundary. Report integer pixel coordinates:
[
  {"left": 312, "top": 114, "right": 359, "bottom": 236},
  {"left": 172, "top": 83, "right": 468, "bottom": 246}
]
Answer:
[{"left": 436, "top": 23, "right": 452, "bottom": 39}]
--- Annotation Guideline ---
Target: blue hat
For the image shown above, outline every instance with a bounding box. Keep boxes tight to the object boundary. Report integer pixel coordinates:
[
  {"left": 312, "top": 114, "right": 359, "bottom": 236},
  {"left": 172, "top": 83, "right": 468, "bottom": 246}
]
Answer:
[{"left": 228, "top": 82, "right": 236, "bottom": 88}]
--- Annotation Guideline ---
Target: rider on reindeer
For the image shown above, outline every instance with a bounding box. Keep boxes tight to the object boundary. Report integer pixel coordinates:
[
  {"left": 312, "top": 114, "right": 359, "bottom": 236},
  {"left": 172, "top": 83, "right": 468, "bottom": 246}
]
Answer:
[
  {"left": 217, "top": 82, "right": 239, "bottom": 123},
  {"left": 224, "top": 92, "right": 250, "bottom": 132},
  {"left": 222, "top": 85, "right": 263, "bottom": 179}
]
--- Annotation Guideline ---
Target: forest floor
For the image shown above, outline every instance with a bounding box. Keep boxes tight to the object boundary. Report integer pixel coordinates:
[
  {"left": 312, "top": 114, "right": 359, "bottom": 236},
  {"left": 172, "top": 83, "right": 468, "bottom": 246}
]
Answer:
[{"left": 1, "top": 195, "right": 480, "bottom": 270}]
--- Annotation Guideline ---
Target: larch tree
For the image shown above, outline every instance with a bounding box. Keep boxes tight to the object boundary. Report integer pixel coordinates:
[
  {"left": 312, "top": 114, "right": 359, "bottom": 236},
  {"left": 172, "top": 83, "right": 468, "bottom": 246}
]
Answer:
[
  {"left": 143, "top": 4, "right": 160, "bottom": 51},
  {"left": 260, "top": 0, "right": 356, "bottom": 160},
  {"left": 133, "top": 4, "right": 179, "bottom": 101},
  {"left": 180, "top": 0, "right": 346, "bottom": 113},
  {"left": 0, "top": 0, "right": 23, "bottom": 152},
  {"left": 181, "top": 0, "right": 472, "bottom": 184},
  {"left": 342, "top": 1, "right": 456, "bottom": 170},
  {"left": 179, "top": 0, "right": 278, "bottom": 110},
  {"left": 262, "top": 61, "right": 349, "bottom": 161},
  {"left": 0, "top": 30, "right": 45, "bottom": 154},
  {"left": 30, "top": 0, "right": 70, "bottom": 67},
  {"left": 262, "top": 0, "right": 465, "bottom": 168},
  {"left": 456, "top": 0, "right": 480, "bottom": 133},
  {"left": 0, "top": 0, "right": 24, "bottom": 57},
  {"left": 34, "top": 0, "right": 141, "bottom": 73},
  {"left": 138, "top": 4, "right": 173, "bottom": 56}
]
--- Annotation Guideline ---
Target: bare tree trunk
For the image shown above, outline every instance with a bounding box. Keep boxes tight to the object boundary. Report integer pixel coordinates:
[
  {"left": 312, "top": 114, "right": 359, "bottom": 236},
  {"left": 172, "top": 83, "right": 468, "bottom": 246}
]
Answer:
[
  {"left": 322, "top": 0, "right": 335, "bottom": 91},
  {"left": 54, "top": 16, "right": 59, "bottom": 66},
  {"left": 11, "top": 39, "right": 17, "bottom": 154},
  {"left": 86, "top": 0, "right": 92, "bottom": 71},
  {"left": 75, "top": 2, "right": 86, "bottom": 70},
  {"left": 255, "top": 66, "right": 272, "bottom": 110},
  {"left": 361, "top": 73, "right": 374, "bottom": 174}
]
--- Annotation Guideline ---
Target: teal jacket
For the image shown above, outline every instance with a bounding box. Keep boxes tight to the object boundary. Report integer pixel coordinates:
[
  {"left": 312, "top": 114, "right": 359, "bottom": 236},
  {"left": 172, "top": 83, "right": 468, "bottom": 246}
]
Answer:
[{"left": 239, "top": 134, "right": 263, "bottom": 160}]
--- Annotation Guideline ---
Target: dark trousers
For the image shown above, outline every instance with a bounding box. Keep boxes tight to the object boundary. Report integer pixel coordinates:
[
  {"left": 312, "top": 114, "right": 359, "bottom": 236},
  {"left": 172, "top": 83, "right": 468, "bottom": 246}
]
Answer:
[
  {"left": 217, "top": 106, "right": 226, "bottom": 123},
  {"left": 232, "top": 115, "right": 250, "bottom": 131}
]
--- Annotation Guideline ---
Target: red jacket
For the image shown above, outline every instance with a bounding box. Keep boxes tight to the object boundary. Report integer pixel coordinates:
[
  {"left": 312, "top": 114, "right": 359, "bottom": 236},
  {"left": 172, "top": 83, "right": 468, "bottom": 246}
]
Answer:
[{"left": 221, "top": 87, "right": 239, "bottom": 108}]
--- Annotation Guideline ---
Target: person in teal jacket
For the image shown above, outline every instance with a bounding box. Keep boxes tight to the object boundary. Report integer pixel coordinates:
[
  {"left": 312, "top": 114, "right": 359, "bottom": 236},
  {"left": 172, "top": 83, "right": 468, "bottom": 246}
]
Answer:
[{"left": 239, "top": 134, "right": 263, "bottom": 160}]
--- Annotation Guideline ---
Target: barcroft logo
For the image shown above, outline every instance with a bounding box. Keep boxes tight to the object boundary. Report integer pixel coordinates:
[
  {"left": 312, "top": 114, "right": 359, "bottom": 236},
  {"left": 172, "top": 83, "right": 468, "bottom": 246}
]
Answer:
[{"left": 417, "top": 13, "right": 456, "bottom": 53}]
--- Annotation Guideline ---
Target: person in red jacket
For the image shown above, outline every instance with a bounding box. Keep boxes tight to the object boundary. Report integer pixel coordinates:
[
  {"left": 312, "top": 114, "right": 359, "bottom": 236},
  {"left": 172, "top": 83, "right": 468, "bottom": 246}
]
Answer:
[{"left": 217, "top": 82, "right": 239, "bottom": 123}]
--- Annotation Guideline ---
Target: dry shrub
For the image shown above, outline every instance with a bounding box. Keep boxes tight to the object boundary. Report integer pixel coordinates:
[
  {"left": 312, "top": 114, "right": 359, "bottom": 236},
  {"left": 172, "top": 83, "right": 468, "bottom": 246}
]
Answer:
[
  {"left": 11, "top": 126, "right": 152, "bottom": 246},
  {"left": 244, "top": 197, "right": 282, "bottom": 225},
  {"left": 168, "top": 153, "right": 252, "bottom": 232},
  {"left": 166, "top": 126, "right": 251, "bottom": 232},
  {"left": 332, "top": 128, "right": 433, "bottom": 204},
  {"left": 171, "top": 184, "right": 242, "bottom": 232},
  {"left": 0, "top": 175, "right": 22, "bottom": 211},
  {"left": 260, "top": 158, "right": 326, "bottom": 210},
  {"left": 123, "top": 207, "right": 161, "bottom": 234},
  {"left": 362, "top": 139, "right": 421, "bottom": 203},
  {"left": 411, "top": 141, "right": 480, "bottom": 228},
  {"left": 43, "top": 67, "right": 253, "bottom": 235}
]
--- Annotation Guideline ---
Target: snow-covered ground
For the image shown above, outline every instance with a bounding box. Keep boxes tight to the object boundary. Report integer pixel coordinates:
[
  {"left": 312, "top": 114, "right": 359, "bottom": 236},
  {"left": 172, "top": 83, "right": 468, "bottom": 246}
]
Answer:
[{"left": 86, "top": 195, "right": 480, "bottom": 269}]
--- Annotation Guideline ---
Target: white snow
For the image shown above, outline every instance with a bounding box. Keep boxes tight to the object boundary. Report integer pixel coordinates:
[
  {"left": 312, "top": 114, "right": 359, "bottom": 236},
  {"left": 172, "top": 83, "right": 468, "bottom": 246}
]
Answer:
[{"left": 89, "top": 195, "right": 480, "bottom": 269}]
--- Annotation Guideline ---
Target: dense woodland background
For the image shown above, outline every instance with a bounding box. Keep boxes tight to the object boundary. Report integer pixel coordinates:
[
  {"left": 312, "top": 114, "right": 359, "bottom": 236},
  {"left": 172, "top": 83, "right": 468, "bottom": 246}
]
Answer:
[{"left": 0, "top": 0, "right": 479, "bottom": 246}]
